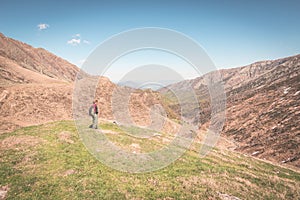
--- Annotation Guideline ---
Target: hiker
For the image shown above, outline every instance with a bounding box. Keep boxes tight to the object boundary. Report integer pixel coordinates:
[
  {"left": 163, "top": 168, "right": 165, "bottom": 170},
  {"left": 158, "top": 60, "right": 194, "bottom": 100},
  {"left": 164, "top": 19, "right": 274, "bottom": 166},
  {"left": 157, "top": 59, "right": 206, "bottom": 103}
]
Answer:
[{"left": 89, "top": 100, "right": 99, "bottom": 129}]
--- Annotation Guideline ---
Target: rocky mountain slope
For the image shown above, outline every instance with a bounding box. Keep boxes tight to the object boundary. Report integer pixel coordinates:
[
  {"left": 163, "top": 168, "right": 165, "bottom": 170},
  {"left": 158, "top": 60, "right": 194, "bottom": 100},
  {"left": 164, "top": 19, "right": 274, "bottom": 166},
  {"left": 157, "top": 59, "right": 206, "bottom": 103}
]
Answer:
[
  {"left": 0, "top": 32, "right": 78, "bottom": 132},
  {"left": 0, "top": 83, "right": 73, "bottom": 133},
  {"left": 0, "top": 33, "right": 79, "bottom": 83},
  {"left": 160, "top": 54, "right": 300, "bottom": 168}
]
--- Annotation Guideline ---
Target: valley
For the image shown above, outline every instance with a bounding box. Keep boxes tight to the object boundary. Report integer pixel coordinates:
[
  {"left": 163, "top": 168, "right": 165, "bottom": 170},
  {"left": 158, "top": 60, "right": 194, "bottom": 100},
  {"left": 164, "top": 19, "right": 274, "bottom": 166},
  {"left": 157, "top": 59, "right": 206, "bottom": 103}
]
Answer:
[{"left": 0, "top": 32, "right": 299, "bottom": 199}]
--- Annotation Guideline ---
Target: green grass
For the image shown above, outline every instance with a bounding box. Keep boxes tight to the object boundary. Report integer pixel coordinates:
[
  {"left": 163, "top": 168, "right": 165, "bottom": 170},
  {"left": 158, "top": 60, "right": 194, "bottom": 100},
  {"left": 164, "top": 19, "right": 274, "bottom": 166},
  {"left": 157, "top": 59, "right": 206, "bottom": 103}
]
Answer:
[
  {"left": 99, "top": 122, "right": 171, "bottom": 153},
  {"left": 0, "top": 120, "right": 299, "bottom": 199}
]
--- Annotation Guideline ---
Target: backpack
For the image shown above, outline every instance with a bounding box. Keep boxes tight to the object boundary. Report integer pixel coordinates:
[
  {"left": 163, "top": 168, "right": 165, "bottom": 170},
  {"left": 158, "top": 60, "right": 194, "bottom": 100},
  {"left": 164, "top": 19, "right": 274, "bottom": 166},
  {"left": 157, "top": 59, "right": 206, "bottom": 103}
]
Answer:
[{"left": 88, "top": 105, "right": 94, "bottom": 116}]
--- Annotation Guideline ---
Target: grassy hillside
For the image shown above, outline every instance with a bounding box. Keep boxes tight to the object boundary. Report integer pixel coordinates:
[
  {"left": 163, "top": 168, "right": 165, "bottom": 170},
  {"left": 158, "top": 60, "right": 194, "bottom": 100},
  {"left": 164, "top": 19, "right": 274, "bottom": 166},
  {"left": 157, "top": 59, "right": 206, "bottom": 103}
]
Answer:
[{"left": 0, "top": 121, "right": 299, "bottom": 199}]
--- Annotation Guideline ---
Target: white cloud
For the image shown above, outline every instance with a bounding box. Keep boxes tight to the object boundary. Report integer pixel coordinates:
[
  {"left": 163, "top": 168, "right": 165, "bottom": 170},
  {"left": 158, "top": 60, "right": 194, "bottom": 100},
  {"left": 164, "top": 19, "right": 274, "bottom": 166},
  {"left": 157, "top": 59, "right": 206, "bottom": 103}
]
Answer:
[
  {"left": 83, "top": 40, "right": 90, "bottom": 44},
  {"left": 67, "top": 38, "right": 81, "bottom": 46},
  {"left": 37, "top": 23, "right": 49, "bottom": 30},
  {"left": 67, "top": 34, "right": 90, "bottom": 46}
]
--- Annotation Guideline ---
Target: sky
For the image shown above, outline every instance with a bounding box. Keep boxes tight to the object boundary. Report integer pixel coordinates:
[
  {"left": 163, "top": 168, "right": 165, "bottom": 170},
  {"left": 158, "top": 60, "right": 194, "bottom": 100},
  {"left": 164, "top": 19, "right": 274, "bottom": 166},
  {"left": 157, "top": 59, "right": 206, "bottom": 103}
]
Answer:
[{"left": 1, "top": 0, "right": 300, "bottom": 82}]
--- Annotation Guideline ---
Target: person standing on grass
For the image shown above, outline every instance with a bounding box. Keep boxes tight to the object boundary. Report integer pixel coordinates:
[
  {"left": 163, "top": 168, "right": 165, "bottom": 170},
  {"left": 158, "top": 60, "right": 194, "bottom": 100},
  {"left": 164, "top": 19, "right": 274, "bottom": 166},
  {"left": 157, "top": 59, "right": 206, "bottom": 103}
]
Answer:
[{"left": 89, "top": 100, "right": 99, "bottom": 129}]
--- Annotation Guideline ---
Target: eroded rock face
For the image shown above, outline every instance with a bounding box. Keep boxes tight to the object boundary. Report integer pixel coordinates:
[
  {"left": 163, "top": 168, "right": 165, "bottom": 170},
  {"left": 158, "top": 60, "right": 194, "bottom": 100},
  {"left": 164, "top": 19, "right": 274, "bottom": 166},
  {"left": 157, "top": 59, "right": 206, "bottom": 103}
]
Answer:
[{"left": 160, "top": 54, "right": 300, "bottom": 167}]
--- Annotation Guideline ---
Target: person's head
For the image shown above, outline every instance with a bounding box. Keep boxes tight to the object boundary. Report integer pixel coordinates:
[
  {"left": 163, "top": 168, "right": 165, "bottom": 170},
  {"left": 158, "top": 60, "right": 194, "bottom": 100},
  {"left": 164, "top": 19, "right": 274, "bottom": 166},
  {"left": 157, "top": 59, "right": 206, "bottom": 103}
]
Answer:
[{"left": 94, "top": 100, "right": 98, "bottom": 104}]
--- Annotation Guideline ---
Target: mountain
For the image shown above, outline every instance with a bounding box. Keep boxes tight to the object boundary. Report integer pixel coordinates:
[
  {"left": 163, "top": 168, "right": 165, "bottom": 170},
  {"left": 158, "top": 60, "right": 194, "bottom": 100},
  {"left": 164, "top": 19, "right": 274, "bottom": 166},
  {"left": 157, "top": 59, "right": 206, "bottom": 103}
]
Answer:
[
  {"left": 0, "top": 33, "right": 79, "bottom": 83},
  {"left": 160, "top": 54, "right": 300, "bottom": 168},
  {"left": 0, "top": 33, "right": 78, "bottom": 133},
  {"left": 117, "top": 80, "right": 180, "bottom": 90},
  {"left": 0, "top": 32, "right": 300, "bottom": 199},
  {"left": 0, "top": 33, "right": 173, "bottom": 134},
  {"left": 1, "top": 32, "right": 299, "bottom": 169},
  {"left": 222, "top": 55, "right": 300, "bottom": 167}
]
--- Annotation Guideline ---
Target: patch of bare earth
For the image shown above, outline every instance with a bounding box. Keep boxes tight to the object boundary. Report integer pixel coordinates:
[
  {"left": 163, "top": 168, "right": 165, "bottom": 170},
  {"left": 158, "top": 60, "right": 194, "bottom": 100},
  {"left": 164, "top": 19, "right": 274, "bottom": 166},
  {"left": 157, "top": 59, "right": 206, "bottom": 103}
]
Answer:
[
  {"left": 101, "top": 129, "right": 119, "bottom": 135},
  {"left": 218, "top": 192, "right": 241, "bottom": 200},
  {"left": 0, "top": 185, "right": 9, "bottom": 200},
  {"left": 58, "top": 131, "right": 74, "bottom": 144},
  {"left": 61, "top": 169, "right": 76, "bottom": 177},
  {"left": 0, "top": 135, "right": 44, "bottom": 150},
  {"left": 129, "top": 143, "right": 141, "bottom": 153},
  {"left": 177, "top": 176, "right": 203, "bottom": 190}
]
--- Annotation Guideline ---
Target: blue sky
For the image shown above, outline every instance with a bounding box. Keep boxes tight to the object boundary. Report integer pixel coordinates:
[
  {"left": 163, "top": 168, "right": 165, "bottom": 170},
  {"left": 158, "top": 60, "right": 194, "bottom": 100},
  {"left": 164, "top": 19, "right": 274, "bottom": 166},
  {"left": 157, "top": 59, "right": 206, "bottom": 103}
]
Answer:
[{"left": 1, "top": 0, "right": 300, "bottom": 81}]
